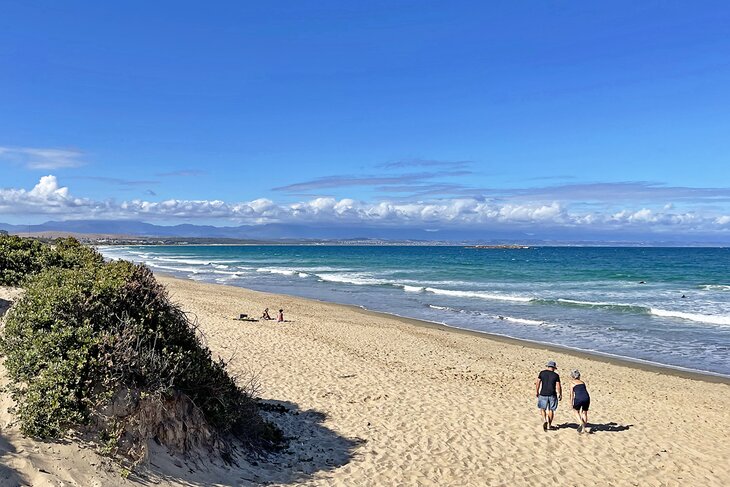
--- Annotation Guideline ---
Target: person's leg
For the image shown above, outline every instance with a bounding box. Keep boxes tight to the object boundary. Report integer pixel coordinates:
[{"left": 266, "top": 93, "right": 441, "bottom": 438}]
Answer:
[
  {"left": 573, "top": 408, "right": 582, "bottom": 431},
  {"left": 538, "top": 396, "right": 548, "bottom": 431},
  {"left": 547, "top": 395, "right": 557, "bottom": 429}
]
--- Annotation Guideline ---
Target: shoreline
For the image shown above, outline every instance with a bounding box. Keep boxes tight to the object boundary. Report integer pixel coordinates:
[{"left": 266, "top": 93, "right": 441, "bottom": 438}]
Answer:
[
  {"left": 161, "top": 273, "right": 730, "bottom": 385},
  {"left": 354, "top": 307, "right": 730, "bottom": 384},
  {"left": 157, "top": 274, "right": 730, "bottom": 485},
  {"left": 5, "top": 272, "right": 729, "bottom": 485}
]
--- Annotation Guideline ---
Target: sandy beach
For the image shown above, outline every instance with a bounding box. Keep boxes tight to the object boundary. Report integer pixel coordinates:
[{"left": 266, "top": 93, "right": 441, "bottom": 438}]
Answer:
[{"left": 1, "top": 276, "right": 729, "bottom": 486}]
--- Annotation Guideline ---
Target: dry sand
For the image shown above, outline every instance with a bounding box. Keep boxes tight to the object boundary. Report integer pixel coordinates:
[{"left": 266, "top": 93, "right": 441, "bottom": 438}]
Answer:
[{"left": 1, "top": 277, "right": 729, "bottom": 486}]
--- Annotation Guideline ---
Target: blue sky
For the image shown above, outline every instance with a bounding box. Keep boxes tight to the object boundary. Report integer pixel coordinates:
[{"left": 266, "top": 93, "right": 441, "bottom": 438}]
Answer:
[{"left": 2, "top": 1, "right": 730, "bottom": 240}]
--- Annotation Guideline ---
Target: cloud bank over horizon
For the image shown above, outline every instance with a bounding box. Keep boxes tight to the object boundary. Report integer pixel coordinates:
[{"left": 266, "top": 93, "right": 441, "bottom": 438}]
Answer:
[{"left": 2, "top": 175, "right": 729, "bottom": 241}]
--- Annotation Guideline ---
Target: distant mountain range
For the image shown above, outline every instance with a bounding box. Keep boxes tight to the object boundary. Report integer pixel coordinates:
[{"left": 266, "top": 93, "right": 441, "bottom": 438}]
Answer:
[
  {"left": 1, "top": 219, "right": 727, "bottom": 246},
  {"left": 0, "top": 219, "right": 511, "bottom": 242}
]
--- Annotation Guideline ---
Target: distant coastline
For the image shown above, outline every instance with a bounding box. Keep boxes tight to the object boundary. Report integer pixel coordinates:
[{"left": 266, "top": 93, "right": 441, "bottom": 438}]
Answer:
[
  {"left": 464, "top": 244, "right": 530, "bottom": 249},
  {"left": 4, "top": 228, "right": 729, "bottom": 248}
]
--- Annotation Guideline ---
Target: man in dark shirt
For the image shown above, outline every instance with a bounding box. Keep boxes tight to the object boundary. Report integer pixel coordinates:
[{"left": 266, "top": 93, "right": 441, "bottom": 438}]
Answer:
[{"left": 535, "top": 360, "right": 562, "bottom": 431}]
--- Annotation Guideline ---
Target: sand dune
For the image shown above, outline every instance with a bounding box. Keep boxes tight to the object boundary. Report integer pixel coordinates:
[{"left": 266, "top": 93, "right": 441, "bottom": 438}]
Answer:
[{"left": 1, "top": 277, "right": 729, "bottom": 486}]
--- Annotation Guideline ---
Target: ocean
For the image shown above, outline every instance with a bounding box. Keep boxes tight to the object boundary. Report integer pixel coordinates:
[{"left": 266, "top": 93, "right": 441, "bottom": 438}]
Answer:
[{"left": 98, "top": 245, "right": 730, "bottom": 376}]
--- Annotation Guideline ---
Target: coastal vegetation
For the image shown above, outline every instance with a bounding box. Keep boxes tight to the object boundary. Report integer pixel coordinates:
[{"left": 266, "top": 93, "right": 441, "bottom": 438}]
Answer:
[
  {"left": 0, "top": 234, "right": 103, "bottom": 285},
  {"left": 0, "top": 234, "right": 279, "bottom": 466}
]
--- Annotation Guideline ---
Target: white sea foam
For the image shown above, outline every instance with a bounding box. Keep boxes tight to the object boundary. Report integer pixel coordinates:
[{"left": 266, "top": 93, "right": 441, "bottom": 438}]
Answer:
[
  {"left": 231, "top": 266, "right": 255, "bottom": 272},
  {"left": 402, "top": 285, "right": 424, "bottom": 293},
  {"left": 151, "top": 256, "right": 214, "bottom": 265},
  {"left": 146, "top": 263, "right": 199, "bottom": 273},
  {"left": 424, "top": 287, "right": 532, "bottom": 302},
  {"left": 298, "top": 272, "right": 309, "bottom": 278},
  {"left": 700, "top": 284, "right": 730, "bottom": 291},
  {"left": 649, "top": 308, "right": 730, "bottom": 326},
  {"left": 316, "top": 273, "right": 388, "bottom": 286},
  {"left": 428, "top": 305, "right": 451, "bottom": 310},
  {"left": 428, "top": 305, "right": 545, "bottom": 325},
  {"left": 296, "top": 266, "right": 351, "bottom": 272},
  {"left": 256, "top": 267, "right": 297, "bottom": 276},
  {"left": 558, "top": 298, "right": 622, "bottom": 307},
  {"left": 212, "top": 269, "right": 239, "bottom": 275},
  {"left": 112, "top": 251, "right": 150, "bottom": 260},
  {"left": 214, "top": 273, "right": 242, "bottom": 281},
  {"left": 497, "top": 315, "right": 544, "bottom": 325},
  {"left": 148, "top": 256, "right": 240, "bottom": 266}
]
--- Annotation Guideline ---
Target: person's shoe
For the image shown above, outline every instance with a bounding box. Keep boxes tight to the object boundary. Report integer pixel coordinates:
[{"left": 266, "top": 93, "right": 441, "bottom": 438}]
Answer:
[
  {"left": 542, "top": 421, "right": 548, "bottom": 432},
  {"left": 577, "top": 424, "right": 584, "bottom": 434}
]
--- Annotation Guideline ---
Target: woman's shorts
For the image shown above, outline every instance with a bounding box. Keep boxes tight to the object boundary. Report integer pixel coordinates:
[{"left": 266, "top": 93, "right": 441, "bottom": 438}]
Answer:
[{"left": 573, "top": 399, "right": 590, "bottom": 411}]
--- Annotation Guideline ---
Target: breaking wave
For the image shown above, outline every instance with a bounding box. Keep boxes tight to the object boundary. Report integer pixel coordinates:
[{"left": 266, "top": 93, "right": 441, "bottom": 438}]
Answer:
[
  {"left": 649, "top": 308, "right": 730, "bottom": 326},
  {"left": 423, "top": 287, "right": 532, "bottom": 302}
]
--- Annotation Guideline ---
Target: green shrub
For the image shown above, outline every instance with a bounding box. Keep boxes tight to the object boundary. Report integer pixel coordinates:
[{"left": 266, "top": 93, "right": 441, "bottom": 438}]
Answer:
[
  {"left": 45, "top": 236, "right": 105, "bottom": 270},
  {"left": 0, "top": 235, "right": 51, "bottom": 285},
  {"left": 1, "top": 237, "right": 278, "bottom": 460},
  {"left": 2, "top": 262, "right": 127, "bottom": 436},
  {"left": 0, "top": 235, "right": 104, "bottom": 286}
]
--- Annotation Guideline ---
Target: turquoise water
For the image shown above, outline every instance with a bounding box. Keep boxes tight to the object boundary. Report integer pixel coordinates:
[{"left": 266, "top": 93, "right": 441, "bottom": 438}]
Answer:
[{"left": 99, "top": 245, "right": 730, "bottom": 376}]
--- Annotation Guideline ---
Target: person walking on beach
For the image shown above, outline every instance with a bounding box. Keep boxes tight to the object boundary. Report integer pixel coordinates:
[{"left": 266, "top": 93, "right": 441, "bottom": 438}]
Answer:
[
  {"left": 277, "top": 309, "right": 284, "bottom": 322},
  {"left": 569, "top": 369, "right": 591, "bottom": 433},
  {"left": 535, "top": 360, "right": 562, "bottom": 431}
]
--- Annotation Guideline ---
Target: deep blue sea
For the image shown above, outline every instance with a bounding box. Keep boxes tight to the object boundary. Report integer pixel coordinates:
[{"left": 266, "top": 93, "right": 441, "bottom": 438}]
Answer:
[{"left": 99, "top": 245, "right": 730, "bottom": 376}]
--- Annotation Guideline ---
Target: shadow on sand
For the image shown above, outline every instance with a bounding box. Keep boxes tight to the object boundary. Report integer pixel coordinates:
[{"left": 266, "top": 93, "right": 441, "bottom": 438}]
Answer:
[
  {"left": 0, "top": 433, "right": 29, "bottom": 486},
  {"left": 130, "top": 399, "right": 365, "bottom": 486},
  {"left": 1, "top": 296, "right": 361, "bottom": 486},
  {"left": 0, "top": 300, "right": 27, "bottom": 483},
  {"left": 556, "top": 421, "right": 633, "bottom": 433},
  {"left": 0, "top": 298, "right": 12, "bottom": 318}
]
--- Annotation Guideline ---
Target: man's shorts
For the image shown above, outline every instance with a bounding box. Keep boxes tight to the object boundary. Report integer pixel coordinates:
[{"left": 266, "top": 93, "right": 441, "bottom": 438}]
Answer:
[{"left": 537, "top": 395, "right": 558, "bottom": 411}]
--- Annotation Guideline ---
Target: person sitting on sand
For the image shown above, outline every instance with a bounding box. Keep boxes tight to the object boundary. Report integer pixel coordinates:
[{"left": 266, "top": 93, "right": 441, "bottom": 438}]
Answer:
[
  {"left": 570, "top": 369, "right": 591, "bottom": 433},
  {"left": 261, "top": 308, "right": 272, "bottom": 320},
  {"left": 277, "top": 309, "right": 284, "bottom": 322},
  {"left": 535, "top": 360, "right": 562, "bottom": 431}
]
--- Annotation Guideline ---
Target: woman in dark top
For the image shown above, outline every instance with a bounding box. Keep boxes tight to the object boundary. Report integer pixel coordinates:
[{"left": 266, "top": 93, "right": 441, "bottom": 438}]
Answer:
[{"left": 570, "top": 369, "right": 591, "bottom": 433}]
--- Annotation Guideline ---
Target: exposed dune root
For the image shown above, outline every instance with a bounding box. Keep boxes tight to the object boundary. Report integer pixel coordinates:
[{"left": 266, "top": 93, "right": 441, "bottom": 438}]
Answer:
[{"left": 95, "top": 388, "right": 231, "bottom": 465}]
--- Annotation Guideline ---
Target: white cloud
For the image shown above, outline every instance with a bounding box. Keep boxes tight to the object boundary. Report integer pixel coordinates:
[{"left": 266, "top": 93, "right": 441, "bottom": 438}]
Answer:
[
  {"left": 497, "top": 202, "right": 565, "bottom": 223},
  {"left": 0, "top": 175, "right": 99, "bottom": 215},
  {"left": 30, "top": 175, "right": 70, "bottom": 198},
  {"left": 714, "top": 215, "right": 730, "bottom": 226},
  {"left": 0, "top": 147, "right": 85, "bottom": 169},
  {"left": 2, "top": 176, "right": 730, "bottom": 237}
]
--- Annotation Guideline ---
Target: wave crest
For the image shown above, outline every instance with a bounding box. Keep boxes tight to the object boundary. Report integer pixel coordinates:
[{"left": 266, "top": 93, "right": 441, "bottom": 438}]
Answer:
[
  {"left": 700, "top": 284, "right": 730, "bottom": 291},
  {"left": 424, "top": 287, "right": 532, "bottom": 302},
  {"left": 649, "top": 308, "right": 730, "bottom": 326}
]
